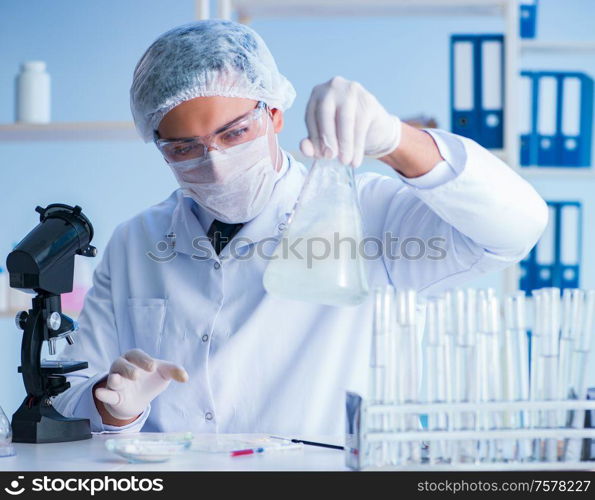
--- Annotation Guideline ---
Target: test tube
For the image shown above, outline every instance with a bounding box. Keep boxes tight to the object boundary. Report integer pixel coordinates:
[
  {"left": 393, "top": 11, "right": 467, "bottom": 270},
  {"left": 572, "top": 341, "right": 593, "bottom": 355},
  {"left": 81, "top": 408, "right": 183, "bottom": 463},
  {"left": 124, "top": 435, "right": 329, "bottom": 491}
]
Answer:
[
  {"left": 452, "top": 288, "right": 478, "bottom": 463},
  {"left": 475, "top": 291, "right": 502, "bottom": 461},
  {"left": 538, "top": 287, "right": 562, "bottom": 462},
  {"left": 558, "top": 289, "right": 585, "bottom": 435},
  {"left": 369, "top": 286, "right": 390, "bottom": 465},
  {"left": 530, "top": 290, "right": 545, "bottom": 427},
  {"left": 396, "top": 289, "right": 420, "bottom": 464},
  {"left": 503, "top": 291, "right": 530, "bottom": 461},
  {"left": 571, "top": 289, "right": 595, "bottom": 400},
  {"left": 425, "top": 297, "right": 448, "bottom": 463},
  {"left": 559, "top": 289, "right": 585, "bottom": 401},
  {"left": 566, "top": 289, "right": 595, "bottom": 460}
]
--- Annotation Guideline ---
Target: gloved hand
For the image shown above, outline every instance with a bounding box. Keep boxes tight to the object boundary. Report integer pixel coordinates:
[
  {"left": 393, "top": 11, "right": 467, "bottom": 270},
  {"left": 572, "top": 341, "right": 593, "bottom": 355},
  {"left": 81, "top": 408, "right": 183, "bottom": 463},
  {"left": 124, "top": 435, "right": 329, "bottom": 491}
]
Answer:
[
  {"left": 300, "top": 76, "right": 402, "bottom": 168},
  {"left": 94, "top": 348, "right": 189, "bottom": 421}
]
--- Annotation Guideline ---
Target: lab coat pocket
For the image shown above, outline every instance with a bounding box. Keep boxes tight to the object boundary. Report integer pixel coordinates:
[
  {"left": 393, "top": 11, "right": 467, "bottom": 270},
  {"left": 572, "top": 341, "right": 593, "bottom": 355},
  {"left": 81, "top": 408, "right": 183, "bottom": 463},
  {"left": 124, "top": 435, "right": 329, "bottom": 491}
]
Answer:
[{"left": 127, "top": 297, "right": 168, "bottom": 358}]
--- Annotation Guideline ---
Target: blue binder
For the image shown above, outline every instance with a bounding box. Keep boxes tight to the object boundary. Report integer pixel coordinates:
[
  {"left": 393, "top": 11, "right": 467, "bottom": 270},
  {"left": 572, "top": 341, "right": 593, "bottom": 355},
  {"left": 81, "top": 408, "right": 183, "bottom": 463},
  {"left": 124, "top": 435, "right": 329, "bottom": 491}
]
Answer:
[
  {"left": 520, "top": 71, "right": 593, "bottom": 167},
  {"left": 519, "top": 0, "right": 538, "bottom": 39},
  {"left": 450, "top": 34, "right": 504, "bottom": 149},
  {"left": 560, "top": 74, "right": 594, "bottom": 167},
  {"left": 520, "top": 201, "right": 582, "bottom": 293},
  {"left": 519, "top": 71, "right": 538, "bottom": 166}
]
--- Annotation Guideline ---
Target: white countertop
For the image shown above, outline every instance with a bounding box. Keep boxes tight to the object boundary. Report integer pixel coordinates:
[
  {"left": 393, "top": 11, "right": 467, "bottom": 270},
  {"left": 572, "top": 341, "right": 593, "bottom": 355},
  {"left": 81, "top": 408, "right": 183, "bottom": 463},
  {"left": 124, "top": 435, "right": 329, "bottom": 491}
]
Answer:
[{"left": 0, "top": 434, "right": 348, "bottom": 471}]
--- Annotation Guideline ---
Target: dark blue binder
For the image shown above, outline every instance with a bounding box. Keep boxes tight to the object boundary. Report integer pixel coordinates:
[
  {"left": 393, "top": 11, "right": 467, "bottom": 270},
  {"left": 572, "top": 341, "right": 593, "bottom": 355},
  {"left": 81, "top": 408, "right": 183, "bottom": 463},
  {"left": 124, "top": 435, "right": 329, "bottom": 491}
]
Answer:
[
  {"left": 450, "top": 34, "right": 504, "bottom": 149},
  {"left": 520, "top": 201, "right": 582, "bottom": 293},
  {"left": 519, "top": 0, "right": 538, "bottom": 39},
  {"left": 520, "top": 71, "right": 593, "bottom": 168}
]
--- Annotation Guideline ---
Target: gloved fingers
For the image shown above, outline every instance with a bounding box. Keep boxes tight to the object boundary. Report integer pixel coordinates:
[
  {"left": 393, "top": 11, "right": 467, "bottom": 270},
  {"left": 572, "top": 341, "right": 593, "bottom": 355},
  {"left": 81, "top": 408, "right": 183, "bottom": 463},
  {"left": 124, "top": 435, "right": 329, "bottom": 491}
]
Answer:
[
  {"left": 106, "top": 372, "right": 125, "bottom": 390},
  {"left": 304, "top": 90, "right": 322, "bottom": 157},
  {"left": 336, "top": 93, "right": 357, "bottom": 165},
  {"left": 123, "top": 348, "right": 155, "bottom": 372},
  {"left": 315, "top": 95, "right": 338, "bottom": 159},
  {"left": 110, "top": 356, "right": 140, "bottom": 381},
  {"left": 351, "top": 114, "right": 371, "bottom": 168},
  {"left": 299, "top": 137, "right": 316, "bottom": 158},
  {"left": 95, "top": 387, "right": 121, "bottom": 406},
  {"left": 156, "top": 361, "right": 189, "bottom": 383}
]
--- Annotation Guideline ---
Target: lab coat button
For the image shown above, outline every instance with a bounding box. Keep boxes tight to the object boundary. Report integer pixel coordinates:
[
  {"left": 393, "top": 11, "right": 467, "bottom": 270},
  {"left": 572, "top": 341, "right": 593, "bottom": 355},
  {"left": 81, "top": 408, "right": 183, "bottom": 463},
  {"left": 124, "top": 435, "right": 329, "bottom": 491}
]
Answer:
[
  {"left": 213, "top": 262, "right": 221, "bottom": 270},
  {"left": 201, "top": 334, "right": 209, "bottom": 342},
  {"left": 205, "top": 411, "right": 214, "bottom": 421},
  {"left": 277, "top": 222, "right": 287, "bottom": 232}
]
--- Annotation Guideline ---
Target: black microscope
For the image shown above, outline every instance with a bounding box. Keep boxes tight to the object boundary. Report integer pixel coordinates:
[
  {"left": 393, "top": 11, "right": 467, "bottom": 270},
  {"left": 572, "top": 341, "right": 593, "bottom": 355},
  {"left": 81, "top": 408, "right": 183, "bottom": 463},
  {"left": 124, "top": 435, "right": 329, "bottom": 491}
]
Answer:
[{"left": 6, "top": 203, "right": 96, "bottom": 443}]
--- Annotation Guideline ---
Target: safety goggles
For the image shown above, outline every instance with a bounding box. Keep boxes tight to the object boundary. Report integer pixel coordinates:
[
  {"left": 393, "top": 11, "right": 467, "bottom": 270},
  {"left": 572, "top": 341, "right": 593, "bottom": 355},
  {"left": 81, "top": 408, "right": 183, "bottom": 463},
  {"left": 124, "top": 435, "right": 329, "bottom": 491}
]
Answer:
[{"left": 153, "top": 101, "right": 269, "bottom": 163}]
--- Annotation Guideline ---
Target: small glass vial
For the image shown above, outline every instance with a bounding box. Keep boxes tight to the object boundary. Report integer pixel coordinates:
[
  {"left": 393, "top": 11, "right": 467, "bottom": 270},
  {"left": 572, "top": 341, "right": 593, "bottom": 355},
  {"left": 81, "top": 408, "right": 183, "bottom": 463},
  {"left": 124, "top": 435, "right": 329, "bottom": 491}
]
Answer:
[{"left": 15, "top": 61, "right": 51, "bottom": 123}]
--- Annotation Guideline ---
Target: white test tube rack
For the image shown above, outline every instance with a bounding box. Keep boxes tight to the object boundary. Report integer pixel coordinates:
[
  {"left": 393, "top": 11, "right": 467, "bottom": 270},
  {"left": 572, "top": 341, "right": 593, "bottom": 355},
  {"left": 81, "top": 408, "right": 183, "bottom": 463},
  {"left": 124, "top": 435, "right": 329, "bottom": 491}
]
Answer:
[{"left": 345, "top": 392, "right": 595, "bottom": 471}]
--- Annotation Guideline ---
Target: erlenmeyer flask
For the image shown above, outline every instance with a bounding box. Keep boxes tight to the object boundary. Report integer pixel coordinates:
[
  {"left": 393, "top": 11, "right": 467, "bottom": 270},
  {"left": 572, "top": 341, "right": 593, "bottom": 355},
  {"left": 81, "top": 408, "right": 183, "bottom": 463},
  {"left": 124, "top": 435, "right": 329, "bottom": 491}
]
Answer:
[
  {"left": 0, "top": 405, "right": 15, "bottom": 457},
  {"left": 263, "top": 158, "right": 369, "bottom": 306}
]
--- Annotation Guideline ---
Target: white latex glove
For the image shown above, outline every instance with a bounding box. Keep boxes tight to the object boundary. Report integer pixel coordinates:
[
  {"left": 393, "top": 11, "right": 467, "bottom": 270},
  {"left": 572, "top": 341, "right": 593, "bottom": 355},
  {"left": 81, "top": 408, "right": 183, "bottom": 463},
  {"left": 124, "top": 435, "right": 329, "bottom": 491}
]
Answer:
[
  {"left": 300, "top": 76, "right": 402, "bottom": 167},
  {"left": 94, "top": 348, "right": 189, "bottom": 421}
]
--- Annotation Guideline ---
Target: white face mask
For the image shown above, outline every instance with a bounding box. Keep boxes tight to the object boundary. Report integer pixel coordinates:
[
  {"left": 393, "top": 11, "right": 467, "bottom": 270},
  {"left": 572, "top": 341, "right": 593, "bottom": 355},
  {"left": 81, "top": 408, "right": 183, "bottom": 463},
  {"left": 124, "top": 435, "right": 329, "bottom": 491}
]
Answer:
[{"left": 168, "top": 123, "right": 281, "bottom": 224}]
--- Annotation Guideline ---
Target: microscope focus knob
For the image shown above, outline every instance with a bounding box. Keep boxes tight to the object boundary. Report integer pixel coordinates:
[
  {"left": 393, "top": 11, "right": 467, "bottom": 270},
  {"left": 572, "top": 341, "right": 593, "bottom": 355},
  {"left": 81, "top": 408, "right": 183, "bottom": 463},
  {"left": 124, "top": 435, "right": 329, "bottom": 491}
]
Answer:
[
  {"left": 15, "top": 311, "right": 29, "bottom": 330},
  {"left": 47, "top": 312, "right": 62, "bottom": 331}
]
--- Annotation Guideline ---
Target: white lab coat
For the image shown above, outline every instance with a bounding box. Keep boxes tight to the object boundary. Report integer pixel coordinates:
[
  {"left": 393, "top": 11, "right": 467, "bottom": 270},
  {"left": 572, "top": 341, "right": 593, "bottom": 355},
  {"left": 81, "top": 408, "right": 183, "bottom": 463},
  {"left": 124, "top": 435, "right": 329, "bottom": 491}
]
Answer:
[{"left": 53, "top": 129, "right": 547, "bottom": 437}]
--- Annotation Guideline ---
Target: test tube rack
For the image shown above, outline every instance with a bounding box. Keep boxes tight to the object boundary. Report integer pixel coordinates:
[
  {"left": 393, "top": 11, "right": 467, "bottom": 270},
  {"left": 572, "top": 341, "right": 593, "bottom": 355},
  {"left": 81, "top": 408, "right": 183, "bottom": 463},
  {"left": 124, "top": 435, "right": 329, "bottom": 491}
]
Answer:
[{"left": 345, "top": 392, "right": 595, "bottom": 470}]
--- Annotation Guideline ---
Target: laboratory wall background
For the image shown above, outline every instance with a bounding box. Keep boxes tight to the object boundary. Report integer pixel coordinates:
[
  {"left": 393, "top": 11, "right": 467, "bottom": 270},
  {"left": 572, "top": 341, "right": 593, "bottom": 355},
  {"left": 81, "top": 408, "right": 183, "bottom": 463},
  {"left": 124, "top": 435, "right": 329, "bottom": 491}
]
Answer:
[{"left": 1, "top": 0, "right": 594, "bottom": 415}]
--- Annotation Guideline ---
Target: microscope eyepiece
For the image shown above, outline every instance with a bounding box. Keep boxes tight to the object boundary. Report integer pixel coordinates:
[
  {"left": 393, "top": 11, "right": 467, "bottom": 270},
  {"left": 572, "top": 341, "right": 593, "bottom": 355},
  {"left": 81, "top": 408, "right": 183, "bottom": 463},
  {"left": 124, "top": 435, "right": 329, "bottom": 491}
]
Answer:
[{"left": 6, "top": 203, "right": 96, "bottom": 296}]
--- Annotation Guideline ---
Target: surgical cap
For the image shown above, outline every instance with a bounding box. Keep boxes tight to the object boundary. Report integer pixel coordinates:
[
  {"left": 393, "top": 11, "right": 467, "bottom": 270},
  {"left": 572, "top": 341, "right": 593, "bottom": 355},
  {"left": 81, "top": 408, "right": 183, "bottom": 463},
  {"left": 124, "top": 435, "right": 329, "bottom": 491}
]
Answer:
[{"left": 130, "top": 20, "right": 296, "bottom": 143}]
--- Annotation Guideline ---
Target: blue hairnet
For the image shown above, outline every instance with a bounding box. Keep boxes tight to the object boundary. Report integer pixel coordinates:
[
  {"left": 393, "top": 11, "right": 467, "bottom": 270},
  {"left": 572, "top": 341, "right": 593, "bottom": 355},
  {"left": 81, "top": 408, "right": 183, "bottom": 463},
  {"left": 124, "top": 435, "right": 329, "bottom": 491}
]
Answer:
[{"left": 130, "top": 20, "right": 296, "bottom": 143}]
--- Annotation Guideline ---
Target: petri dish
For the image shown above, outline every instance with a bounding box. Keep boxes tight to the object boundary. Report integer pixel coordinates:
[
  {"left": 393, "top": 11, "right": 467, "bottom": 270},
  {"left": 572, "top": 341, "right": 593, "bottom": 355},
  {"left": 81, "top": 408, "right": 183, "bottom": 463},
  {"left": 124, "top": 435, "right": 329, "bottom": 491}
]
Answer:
[{"left": 105, "top": 432, "right": 193, "bottom": 463}]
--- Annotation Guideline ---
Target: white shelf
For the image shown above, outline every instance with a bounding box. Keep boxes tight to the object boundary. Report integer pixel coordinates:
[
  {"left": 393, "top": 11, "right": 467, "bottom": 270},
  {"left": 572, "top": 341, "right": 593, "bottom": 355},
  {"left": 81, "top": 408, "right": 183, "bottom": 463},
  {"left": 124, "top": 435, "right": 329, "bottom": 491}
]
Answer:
[
  {"left": 0, "top": 122, "right": 139, "bottom": 142},
  {"left": 231, "top": 0, "right": 507, "bottom": 19},
  {"left": 521, "top": 40, "right": 595, "bottom": 53},
  {"left": 518, "top": 166, "right": 595, "bottom": 178}
]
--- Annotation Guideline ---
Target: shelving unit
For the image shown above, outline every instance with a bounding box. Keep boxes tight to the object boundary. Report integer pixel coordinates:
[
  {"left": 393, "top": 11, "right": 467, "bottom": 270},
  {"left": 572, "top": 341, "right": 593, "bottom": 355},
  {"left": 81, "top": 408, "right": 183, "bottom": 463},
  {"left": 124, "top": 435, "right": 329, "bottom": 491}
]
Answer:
[
  {"left": 521, "top": 40, "right": 595, "bottom": 52},
  {"left": 0, "top": 121, "right": 138, "bottom": 142}
]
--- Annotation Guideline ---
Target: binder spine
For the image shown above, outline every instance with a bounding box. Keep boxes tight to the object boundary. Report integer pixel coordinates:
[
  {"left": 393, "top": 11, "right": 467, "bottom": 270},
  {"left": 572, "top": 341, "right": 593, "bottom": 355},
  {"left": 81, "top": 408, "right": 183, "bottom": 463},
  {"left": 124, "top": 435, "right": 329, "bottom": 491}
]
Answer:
[
  {"left": 520, "top": 201, "right": 582, "bottom": 293},
  {"left": 520, "top": 72, "right": 593, "bottom": 168},
  {"left": 520, "top": 0, "right": 538, "bottom": 39},
  {"left": 450, "top": 34, "right": 504, "bottom": 149}
]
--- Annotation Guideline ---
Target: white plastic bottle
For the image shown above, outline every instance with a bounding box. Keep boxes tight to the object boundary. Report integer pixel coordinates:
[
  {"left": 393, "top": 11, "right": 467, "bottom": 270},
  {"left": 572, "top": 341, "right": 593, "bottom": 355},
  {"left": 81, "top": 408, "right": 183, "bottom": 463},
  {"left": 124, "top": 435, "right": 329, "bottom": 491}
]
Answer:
[
  {"left": 15, "top": 61, "right": 51, "bottom": 123},
  {"left": 0, "top": 267, "right": 8, "bottom": 314}
]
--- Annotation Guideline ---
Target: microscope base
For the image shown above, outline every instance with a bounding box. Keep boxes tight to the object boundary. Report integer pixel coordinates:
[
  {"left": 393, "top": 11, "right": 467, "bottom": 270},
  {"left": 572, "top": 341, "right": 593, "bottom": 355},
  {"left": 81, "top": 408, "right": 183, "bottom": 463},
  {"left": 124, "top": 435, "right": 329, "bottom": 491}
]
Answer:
[{"left": 11, "top": 399, "right": 91, "bottom": 443}]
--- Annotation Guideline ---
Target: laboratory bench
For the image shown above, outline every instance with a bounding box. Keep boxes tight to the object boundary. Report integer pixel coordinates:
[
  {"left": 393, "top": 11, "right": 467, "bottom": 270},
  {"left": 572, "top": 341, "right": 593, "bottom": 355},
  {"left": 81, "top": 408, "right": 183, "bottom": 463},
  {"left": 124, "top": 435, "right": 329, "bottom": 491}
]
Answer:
[{"left": 0, "top": 434, "right": 348, "bottom": 471}]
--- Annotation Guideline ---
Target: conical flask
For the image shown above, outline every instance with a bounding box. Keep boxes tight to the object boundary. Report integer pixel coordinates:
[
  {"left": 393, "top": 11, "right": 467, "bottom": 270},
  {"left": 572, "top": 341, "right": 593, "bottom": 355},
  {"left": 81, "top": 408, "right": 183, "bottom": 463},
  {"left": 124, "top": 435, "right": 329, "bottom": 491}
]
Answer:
[
  {"left": 263, "top": 158, "right": 369, "bottom": 306},
  {"left": 0, "top": 405, "right": 15, "bottom": 457}
]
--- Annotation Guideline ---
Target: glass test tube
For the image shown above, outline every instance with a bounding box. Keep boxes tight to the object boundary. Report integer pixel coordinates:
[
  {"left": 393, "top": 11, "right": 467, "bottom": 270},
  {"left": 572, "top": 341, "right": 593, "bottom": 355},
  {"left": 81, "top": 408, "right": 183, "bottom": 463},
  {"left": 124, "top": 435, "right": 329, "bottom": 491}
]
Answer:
[
  {"left": 558, "top": 289, "right": 584, "bottom": 429},
  {"left": 396, "top": 289, "right": 420, "bottom": 464},
  {"left": 370, "top": 286, "right": 391, "bottom": 465},
  {"left": 453, "top": 288, "right": 477, "bottom": 463},
  {"left": 425, "top": 297, "right": 449, "bottom": 464},
  {"left": 503, "top": 291, "right": 531, "bottom": 461},
  {"left": 538, "top": 287, "right": 561, "bottom": 462},
  {"left": 567, "top": 289, "right": 595, "bottom": 461}
]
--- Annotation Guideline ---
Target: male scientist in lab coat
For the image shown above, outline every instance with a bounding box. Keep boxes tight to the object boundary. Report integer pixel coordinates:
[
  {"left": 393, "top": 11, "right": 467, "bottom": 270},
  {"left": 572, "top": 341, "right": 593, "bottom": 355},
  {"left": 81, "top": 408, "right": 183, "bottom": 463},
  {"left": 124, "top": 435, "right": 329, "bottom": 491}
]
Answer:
[{"left": 54, "top": 20, "right": 547, "bottom": 436}]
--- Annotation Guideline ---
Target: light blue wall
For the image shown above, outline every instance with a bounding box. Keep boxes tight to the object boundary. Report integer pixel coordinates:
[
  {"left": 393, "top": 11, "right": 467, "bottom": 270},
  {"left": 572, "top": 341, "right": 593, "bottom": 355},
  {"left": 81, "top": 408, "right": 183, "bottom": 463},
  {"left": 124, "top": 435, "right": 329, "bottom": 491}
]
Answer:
[{"left": 1, "top": 0, "right": 594, "bottom": 414}]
